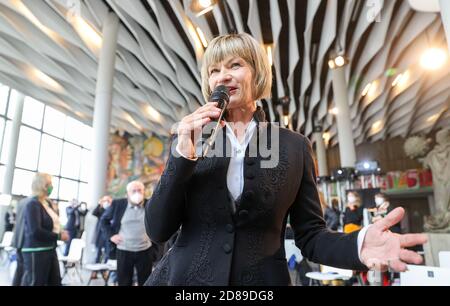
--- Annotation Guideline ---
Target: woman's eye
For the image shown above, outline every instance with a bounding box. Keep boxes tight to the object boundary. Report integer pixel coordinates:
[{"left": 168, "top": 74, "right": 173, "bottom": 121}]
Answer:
[
  {"left": 209, "top": 68, "right": 219, "bottom": 74},
  {"left": 231, "top": 62, "right": 241, "bottom": 68}
]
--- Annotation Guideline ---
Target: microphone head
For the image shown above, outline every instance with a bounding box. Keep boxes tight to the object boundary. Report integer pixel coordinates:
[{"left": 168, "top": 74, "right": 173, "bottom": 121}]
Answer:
[{"left": 209, "top": 85, "right": 230, "bottom": 108}]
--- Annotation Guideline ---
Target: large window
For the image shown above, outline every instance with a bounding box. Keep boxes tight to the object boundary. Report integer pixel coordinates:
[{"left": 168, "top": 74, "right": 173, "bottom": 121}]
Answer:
[
  {"left": 15, "top": 126, "right": 41, "bottom": 170},
  {"left": 0, "top": 84, "right": 9, "bottom": 115},
  {"left": 0, "top": 119, "right": 4, "bottom": 155},
  {"left": 0, "top": 83, "right": 92, "bottom": 207},
  {"left": 0, "top": 165, "right": 5, "bottom": 186},
  {"left": 38, "top": 134, "right": 63, "bottom": 176},
  {"left": 43, "top": 106, "right": 66, "bottom": 138},
  {"left": 11, "top": 168, "right": 34, "bottom": 196},
  {"left": 61, "top": 142, "right": 81, "bottom": 180},
  {"left": 0, "top": 121, "right": 11, "bottom": 164},
  {"left": 22, "top": 97, "right": 44, "bottom": 129}
]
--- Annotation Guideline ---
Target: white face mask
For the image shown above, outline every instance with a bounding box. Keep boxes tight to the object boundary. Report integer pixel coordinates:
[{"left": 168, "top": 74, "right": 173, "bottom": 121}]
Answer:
[
  {"left": 375, "top": 197, "right": 384, "bottom": 206},
  {"left": 102, "top": 201, "right": 111, "bottom": 209},
  {"left": 347, "top": 195, "right": 356, "bottom": 203},
  {"left": 130, "top": 192, "right": 144, "bottom": 205}
]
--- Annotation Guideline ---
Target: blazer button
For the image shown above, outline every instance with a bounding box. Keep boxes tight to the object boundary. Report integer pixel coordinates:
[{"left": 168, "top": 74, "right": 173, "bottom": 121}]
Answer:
[
  {"left": 223, "top": 243, "right": 232, "bottom": 254},
  {"left": 245, "top": 172, "right": 255, "bottom": 180},
  {"left": 246, "top": 159, "right": 256, "bottom": 166},
  {"left": 239, "top": 210, "right": 249, "bottom": 219},
  {"left": 225, "top": 224, "right": 234, "bottom": 233},
  {"left": 243, "top": 191, "right": 255, "bottom": 201}
]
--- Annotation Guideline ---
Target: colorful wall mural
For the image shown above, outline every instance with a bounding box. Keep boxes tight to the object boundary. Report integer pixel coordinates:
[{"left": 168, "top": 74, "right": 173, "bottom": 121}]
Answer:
[{"left": 106, "top": 132, "right": 168, "bottom": 199}]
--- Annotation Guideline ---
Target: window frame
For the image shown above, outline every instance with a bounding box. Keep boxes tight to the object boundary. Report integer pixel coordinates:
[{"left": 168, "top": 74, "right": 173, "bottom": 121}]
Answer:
[{"left": 0, "top": 85, "right": 91, "bottom": 204}]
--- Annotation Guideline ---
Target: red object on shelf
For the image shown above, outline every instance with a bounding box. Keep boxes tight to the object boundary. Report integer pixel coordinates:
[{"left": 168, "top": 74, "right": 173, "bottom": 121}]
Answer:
[
  {"left": 378, "top": 176, "right": 388, "bottom": 191},
  {"left": 406, "top": 169, "right": 420, "bottom": 189},
  {"left": 419, "top": 169, "right": 433, "bottom": 187}
]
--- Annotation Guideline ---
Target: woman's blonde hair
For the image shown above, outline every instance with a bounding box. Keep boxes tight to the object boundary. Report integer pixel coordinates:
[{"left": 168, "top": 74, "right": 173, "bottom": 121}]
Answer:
[
  {"left": 201, "top": 33, "right": 272, "bottom": 102},
  {"left": 318, "top": 191, "right": 328, "bottom": 212},
  {"left": 31, "top": 173, "right": 51, "bottom": 197}
]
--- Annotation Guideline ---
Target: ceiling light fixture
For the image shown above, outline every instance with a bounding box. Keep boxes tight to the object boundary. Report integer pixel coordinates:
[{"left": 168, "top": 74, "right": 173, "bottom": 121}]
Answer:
[
  {"left": 371, "top": 120, "right": 383, "bottom": 133},
  {"left": 72, "top": 16, "right": 102, "bottom": 51},
  {"left": 14, "top": 0, "right": 60, "bottom": 41},
  {"left": 427, "top": 112, "right": 441, "bottom": 123},
  {"left": 146, "top": 105, "right": 162, "bottom": 123},
  {"left": 392, "top": 70, "right": 410, "bottom": 88},
  {"left": 266, "top": 45, "right": 273, "bottom": 66},
  {"left": 190, "top": 0, "right": 217, "bottom": 17},
  {"left": 420, "top": 47, "right": 448, "bottom": 70},
  {"left": 361, "top": 83, "right": 372, "bottom": 97},
  {"left": 328, "top": 54, "right": 349, "bottom": 69},
  {"left": 196, "top": 27, "right": 208, "bottom": 48},
  {"left": 322, "top": 132, "right": 331, "bottom": 144},
  {"left": 30, "top": 68, "right": 64, "bottom": 93},
  {"left": 368, "top": 81, "right": 378, "bottom": 97},
  {"left": 329, "top": 107, "right": 339, "bottom": 115}
]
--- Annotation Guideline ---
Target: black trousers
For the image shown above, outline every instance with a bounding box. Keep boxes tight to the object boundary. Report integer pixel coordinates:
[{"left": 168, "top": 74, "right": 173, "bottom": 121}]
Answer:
[
  {"left": 21, "top": 250, "right": 61, "bottom": 286},
  {"left": 64, "top": 230, "right": 78, "bottom": 256},
  {"left": 116, "top": 248, "right": 153, "bottom": 286},
  {"left": 12, "top": 250, "right": 23, "bottom": 286}
]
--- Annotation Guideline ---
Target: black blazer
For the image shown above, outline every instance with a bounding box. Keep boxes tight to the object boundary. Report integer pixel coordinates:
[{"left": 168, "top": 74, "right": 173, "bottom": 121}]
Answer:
[
  {"left": 92, "top": 205, "right": 106, "bottom": 247},
  {"left": 23, "top": 198, "right": 57, "bottom": 249},
  {"left": 12, "top": 197, "right": 33, "bottom": 250},
  {"left": 145, "top": 110, "right": 367, "bottom": 286},
  {"left": 100, "top": 198, "right": 128, "bottom": 240}
]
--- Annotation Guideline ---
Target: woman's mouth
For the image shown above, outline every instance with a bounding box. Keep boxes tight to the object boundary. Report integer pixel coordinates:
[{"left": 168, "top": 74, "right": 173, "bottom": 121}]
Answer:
[{"left": 228, "top": 87, "right": 238, "bottom": 95}]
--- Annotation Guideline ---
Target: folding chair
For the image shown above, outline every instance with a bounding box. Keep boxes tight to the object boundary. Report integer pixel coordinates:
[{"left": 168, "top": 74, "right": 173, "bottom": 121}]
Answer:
[
  {"left": 58, "top": 238, "right": 85, "bottom": 284},
  {"left": 85, "top": 259, "right": 117, "bottom": 286},
  {"left": 0, "top": 231, "right": 14, "bottom": 265}
]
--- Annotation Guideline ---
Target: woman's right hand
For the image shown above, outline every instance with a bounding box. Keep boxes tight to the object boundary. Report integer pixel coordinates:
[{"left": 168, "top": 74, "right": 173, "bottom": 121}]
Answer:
[
  {"left": 176, "top": 102, "right": 223, "bottom": 158},
  {"left": 110, "top": 234, "right": 123, "bottom": 245},
  {"left": 60, "top": 230, "right": 70, "bottom": 242}
]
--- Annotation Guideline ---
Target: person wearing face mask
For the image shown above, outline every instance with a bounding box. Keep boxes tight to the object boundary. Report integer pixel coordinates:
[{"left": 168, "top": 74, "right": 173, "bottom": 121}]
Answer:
[
  {"left": 343, "top": 191, "right": 363, "bottom": 234},
  {"left": 64, "top": 199, "right": 88, "bottom": 256},
  {"left": 370, "top": 194, "right": 401, "bottom": 234},
  {"left": 92, "top": 195, "right": 112, "bottom": 265},
  {"left": 100, "top": 181, "right": 160, "bottom": 286},
  {"left": 20, "top": 173, "right": 69, "bottom": 286}
]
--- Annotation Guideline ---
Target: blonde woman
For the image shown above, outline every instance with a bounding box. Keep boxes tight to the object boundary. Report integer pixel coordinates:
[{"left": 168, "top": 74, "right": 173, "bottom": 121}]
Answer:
[
  {"left": 343, "top": 191, "right": 363, "bottom": 234},
  {"left": 145, "top": 33, "right": 427, "bottom": 286},
  {"left": 21, "top": 173, "right": 69, "bottom": 286}
]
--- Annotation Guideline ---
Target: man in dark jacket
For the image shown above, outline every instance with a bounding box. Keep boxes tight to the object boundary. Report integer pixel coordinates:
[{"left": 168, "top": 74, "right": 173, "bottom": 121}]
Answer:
[
  {"left": 324, "top": 198, "right": 341, "bottom": 231},
  {"left": 101, "top": 181, "right": 161, "bottom": 286},
  {"left": 92, "top": 195, "right": 112, "bottom": 263},
  {"left": 64, "top": 199, "right": 87, "bottom": 256}
]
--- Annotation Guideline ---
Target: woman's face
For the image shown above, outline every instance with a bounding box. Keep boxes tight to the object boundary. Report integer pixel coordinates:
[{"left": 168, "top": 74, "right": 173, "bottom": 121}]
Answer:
[
  {"left": 208, "top": 56, "right": 254, "bottom": 110},
  {"left": 45, "top": 177, "right": 53, "bottom": 198}
]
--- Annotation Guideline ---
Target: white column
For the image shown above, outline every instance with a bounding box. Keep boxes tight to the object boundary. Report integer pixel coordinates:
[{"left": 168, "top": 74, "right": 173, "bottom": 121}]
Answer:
[
  {"left": 1, "top": 93, "right": 25, "bottom": 195},
  {"left": 313, "top": 131, "right": 329, "bottom": 177},
  {"left": 440, "top": 0, "right": 450, "bottom": 52},
  {"left": 331, "top": 66, "right": 357, "bottom": 168},
  {"left": 0, "top": 92, "right": 24, "bottom": 240},
  {"left": 85, "top": 12, "right": 119, "bottom": 264}
]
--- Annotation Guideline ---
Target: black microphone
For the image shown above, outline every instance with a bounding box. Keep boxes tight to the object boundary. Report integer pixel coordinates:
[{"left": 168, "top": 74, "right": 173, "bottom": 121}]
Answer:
[{"left": 202, "top": 85, "right": 230, "bottom": 157}]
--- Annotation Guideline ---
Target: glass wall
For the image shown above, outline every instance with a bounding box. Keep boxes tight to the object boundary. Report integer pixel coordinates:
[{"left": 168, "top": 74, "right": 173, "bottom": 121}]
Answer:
[{"left": 0, "top": 83, "right": 92, "bottom": 224}]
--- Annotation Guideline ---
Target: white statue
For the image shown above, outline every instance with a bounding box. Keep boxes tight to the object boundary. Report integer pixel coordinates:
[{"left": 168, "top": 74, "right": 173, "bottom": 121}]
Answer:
[{"left": 423, "top": 128, "right": 450, "bottom": 232}]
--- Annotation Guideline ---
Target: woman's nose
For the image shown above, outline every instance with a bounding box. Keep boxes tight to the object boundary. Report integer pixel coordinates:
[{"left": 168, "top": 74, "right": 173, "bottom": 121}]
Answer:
[{"left": 217, "top": 70, "right": 232, "bottom": 84}]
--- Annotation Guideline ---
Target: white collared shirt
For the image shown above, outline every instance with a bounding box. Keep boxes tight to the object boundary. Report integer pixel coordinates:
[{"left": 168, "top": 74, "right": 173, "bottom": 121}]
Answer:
[{"left": 225, "top": 119, "right": 257, "bottom": 201}]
